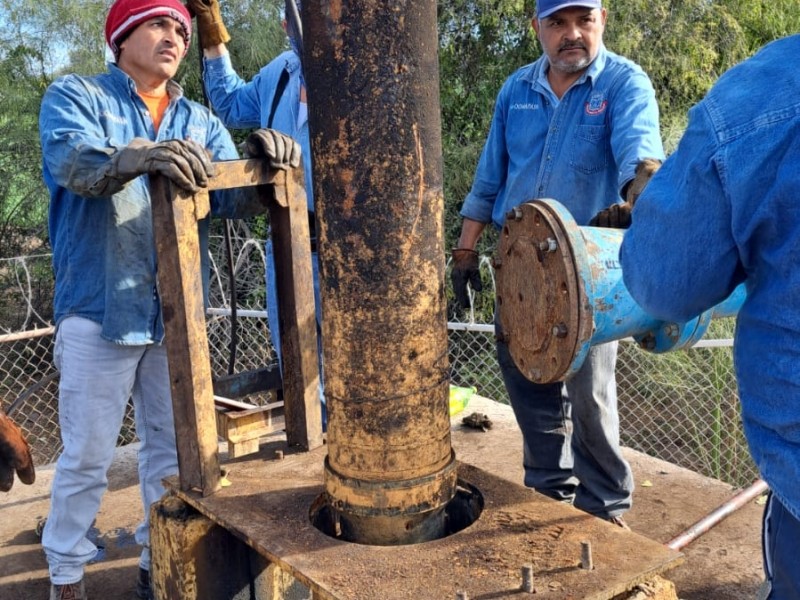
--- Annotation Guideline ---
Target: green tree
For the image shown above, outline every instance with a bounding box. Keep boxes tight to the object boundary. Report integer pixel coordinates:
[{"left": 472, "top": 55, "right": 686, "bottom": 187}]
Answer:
[
  {"left": 0, "top": 45, "right": 50, "bottom": 257},
  {"left": 438, "top": 0, "right": 537, "bottom": 256},
  {"left": 2, "top": 0, "right": 799, "bottom": 260},
  {"left": 604, "top": 0, "right": 750, "bottom": 148}
]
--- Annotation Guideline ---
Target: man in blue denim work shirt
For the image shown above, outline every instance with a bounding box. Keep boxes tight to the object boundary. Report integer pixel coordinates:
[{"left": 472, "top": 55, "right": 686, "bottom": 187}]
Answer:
[
  {"left": 39, "top": 0, "right": 299, "bottom": 598},
  {"left": 187, "top": 0, "right": 326, "bottom": 425},
  {"left": 451, "top": 0, "right": 664, "bottom": 529},
  {"left": 621, "top": 35, "right": 800, "bottom": 598}
]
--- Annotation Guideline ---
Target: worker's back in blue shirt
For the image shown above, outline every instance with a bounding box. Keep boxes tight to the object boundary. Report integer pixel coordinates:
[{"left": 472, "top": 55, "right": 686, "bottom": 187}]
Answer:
[{"left": 621, "top": 35, "right": 800, "bottom": 522}]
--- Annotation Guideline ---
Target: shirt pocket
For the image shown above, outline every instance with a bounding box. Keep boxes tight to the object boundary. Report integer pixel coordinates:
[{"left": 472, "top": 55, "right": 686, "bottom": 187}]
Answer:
[{"left": 570, "top": 124, "right": 608, "bottom": 174}]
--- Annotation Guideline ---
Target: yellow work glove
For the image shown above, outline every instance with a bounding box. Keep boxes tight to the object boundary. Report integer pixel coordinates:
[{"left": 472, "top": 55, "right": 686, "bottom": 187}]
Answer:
[{"left": 186, "top": 0, "right": 231, "bottom": 48}]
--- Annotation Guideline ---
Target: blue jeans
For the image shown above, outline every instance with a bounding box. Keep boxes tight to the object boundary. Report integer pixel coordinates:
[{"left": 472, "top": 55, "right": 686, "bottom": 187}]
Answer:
[
  {"left": 43, "top": 317, "right": 177, "bottom": 584},
  {"left": 497, "top": 320, "right": 633, "bottom": 518},
  {"left": 265, "top": 239, "right": 326, "bottom": 426},
  {"left": 763, "top": 492, "right": 800, "bottom": 599}
]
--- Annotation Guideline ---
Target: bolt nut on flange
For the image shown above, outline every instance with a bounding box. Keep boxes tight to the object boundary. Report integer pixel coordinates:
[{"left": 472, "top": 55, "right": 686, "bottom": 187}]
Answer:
[
  {"left": 638, "top": 332, "right": 657, "bottom": 351},
  {"left": 506, "top": 207, "right": 524, "bottom": 221},
  {"left": 538, "top": 237, "right": 557, "bottom": 253}
]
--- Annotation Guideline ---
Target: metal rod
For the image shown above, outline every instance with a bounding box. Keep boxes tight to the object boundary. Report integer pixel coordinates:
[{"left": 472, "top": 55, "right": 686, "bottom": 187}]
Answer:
[
  {"left": 666, "top": 478, "right": 769, "bottom": 551},
  {"left": 0, "top": 326, "right": 55, "bottom": 344}
]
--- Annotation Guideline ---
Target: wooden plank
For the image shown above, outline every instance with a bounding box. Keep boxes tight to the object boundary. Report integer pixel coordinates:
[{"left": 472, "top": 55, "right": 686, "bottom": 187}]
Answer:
[
  {"left": 216, "top": 404, "right": 285, "bottom": 442},
  {"left": 207, "top": 158, "right": 279, "bottom": 191},
  {"left": 208, "top": 161, "right": 322, "bottom": 450},
  {"left": 150, "top": 160, "right": 321, "bottom": 495},
  {"left": 151, "top": 176, "right": 221, "bottom": 496},
  {"left": 215, "top": 403, "right": 285, "bottom": 458},
  {"left": 267, "top": 168, "right": 324, "bottom": 451}
]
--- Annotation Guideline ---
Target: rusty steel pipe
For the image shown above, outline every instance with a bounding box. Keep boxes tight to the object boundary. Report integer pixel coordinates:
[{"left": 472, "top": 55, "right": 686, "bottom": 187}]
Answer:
[
  {"left": 496, "top": 200, "right": 745, "bottom": 384},
  {"left": 303, "top": 0, "right": 455, "bottom": 544},
  {"left": 666, "top": 479, "right": 769, "bottom": 551}
]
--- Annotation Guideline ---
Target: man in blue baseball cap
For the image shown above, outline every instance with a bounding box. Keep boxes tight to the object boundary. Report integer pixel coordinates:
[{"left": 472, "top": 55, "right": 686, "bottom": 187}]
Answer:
[
  {"left": 452, "top": 0, "right": 664, "bottom": 529},
  {"left": 537, "top": 0, "right": 602, "bottom": 19}
]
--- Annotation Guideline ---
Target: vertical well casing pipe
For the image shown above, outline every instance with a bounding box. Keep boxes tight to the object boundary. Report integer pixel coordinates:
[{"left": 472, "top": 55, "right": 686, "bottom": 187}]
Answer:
[{"left": 303, "top": 1, "right": 456, "bottom": 544}]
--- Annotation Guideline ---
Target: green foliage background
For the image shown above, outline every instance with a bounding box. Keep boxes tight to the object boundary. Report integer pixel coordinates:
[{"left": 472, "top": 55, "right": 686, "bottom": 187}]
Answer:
[{"left": 1, "top": 0, "right": 799, "bottom": 261}]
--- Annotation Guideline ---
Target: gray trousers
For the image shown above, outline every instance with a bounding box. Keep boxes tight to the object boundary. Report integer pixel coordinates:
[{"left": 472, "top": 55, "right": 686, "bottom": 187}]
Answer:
[{"left": 497, "top": 324, "right": 633, "bottom": 518}]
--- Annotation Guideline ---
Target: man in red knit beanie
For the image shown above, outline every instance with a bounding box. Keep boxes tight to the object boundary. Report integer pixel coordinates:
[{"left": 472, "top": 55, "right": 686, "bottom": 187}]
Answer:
[
  {"left": 104, "top": 0, "right": 192, "bottom": 58},
  {"left": 39, "top": 1, "right": 299, "bottom": 598}
]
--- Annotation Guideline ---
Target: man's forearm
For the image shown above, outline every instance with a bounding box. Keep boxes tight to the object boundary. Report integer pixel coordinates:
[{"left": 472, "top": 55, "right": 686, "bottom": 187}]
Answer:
[
  {"left": 203, "top": 44, "right": 228, "bottom": 59},
  {"left": 457, "top": 217, "right": 487, "bottom": 250}
]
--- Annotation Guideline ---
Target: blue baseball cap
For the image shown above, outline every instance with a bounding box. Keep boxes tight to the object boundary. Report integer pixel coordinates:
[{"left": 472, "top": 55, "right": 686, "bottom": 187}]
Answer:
[{"left": 536, "top": 0, "right": 602, "bottom": 19}]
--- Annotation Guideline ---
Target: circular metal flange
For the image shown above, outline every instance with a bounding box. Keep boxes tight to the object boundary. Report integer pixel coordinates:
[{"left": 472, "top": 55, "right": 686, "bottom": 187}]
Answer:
[{"left": 495, "top": 201, "right": 593, "bottom": 383}]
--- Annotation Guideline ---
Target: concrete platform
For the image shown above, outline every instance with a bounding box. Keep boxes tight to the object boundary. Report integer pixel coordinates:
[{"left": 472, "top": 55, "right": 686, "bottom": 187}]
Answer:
[{"left": 0, "top": 396, "right": 766, "bottom": 599}]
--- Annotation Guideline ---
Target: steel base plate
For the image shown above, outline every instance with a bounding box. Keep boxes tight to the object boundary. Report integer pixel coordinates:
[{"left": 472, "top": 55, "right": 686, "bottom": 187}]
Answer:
[{"left": 164, "top": 442, "right": 681, "bottom": 600}]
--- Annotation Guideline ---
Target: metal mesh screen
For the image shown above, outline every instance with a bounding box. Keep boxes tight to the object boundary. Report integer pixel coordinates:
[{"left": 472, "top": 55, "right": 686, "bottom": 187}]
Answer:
[{"left": 0, "top": 248, "right": 758, "bottom": 487}]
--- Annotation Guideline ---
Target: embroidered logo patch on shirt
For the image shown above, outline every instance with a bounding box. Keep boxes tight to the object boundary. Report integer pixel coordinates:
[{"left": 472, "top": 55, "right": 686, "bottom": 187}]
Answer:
[
  {"left": 585, "top": 94, "right": 608, "bottom": 116},
  {"left": 510, "top": 102, "right": 540, "bottom": 111}
]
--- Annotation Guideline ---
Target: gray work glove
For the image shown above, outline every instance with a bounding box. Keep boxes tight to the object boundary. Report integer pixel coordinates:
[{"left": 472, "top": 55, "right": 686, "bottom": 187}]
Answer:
[
  {"left": 110, "top": 138, "right": 214, "bottom": 193},
  {"left": 0, "top": 409, "right": 35, "bottom": 492},
  {"left": 185, "top": 0, "right": 231, "bottom": 47},
  {"left": 244, "top": 129, "right": 302, "bottom": 170},
  {"left": 451, "top": 248, "right": 482, "bottom": 310},
  {"left": 589, "top": 158, "right": 662, "bottom": 228}
]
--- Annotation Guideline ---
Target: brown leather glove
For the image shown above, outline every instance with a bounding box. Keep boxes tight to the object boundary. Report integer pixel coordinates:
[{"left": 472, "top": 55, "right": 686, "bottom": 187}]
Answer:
[
  {"left": 186, "top": 0, "right": 231, "bottom": 47},
  {"left": 0, "top": 409, "right": 35, "bottom": 492},
  {"left": 589, "top": 158, "right": 662, "bottom": 228},
  {"left": 244, "top": 129, "right": 302, "bottom": 170},
  {"left": 451, "top": 248, "right": 482, "bottom": 310},
  {"left": 111, "top": 138, "right": 214, "bottom": 193}
]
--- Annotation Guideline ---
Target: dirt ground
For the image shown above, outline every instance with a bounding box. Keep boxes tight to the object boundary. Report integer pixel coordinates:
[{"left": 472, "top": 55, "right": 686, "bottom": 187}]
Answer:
[{"left": 0, "top": 396, "right": 765, "bottom": 599}]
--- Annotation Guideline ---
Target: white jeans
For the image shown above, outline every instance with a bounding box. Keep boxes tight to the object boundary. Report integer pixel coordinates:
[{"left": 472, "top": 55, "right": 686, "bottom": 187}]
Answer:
[{"left": 43, "top": 317, "right": 177, "bottom": 585}]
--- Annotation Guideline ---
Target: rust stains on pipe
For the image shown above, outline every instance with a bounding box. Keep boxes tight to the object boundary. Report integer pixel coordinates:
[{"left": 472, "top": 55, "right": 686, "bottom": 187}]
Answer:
[{"left": 303, "top": 0, "right": 455, "bottom": 544}]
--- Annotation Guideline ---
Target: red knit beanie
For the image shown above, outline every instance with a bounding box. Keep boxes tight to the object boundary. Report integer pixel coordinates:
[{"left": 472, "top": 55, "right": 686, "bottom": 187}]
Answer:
[{"left": 105, "top": 0, "right": 192, "bottom": 58}]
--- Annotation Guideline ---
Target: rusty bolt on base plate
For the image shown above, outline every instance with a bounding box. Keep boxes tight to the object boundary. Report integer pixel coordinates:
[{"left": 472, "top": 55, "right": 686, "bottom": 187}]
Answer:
[
  {"left": 581, "top": 541, "right": 594, "bottom": 570},
  {"left": 522, "top": 564, "right": 534, "bottom": 593}
]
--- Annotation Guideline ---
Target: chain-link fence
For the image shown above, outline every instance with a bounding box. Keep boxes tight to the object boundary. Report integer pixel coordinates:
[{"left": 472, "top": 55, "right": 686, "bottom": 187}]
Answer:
[{"left": 0, "top": 242, "right": 757, "bottom": 487}]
